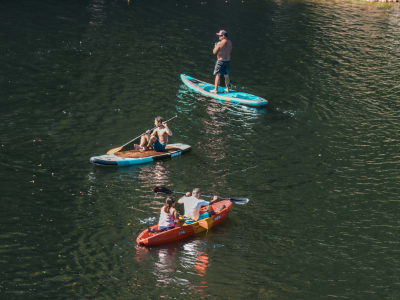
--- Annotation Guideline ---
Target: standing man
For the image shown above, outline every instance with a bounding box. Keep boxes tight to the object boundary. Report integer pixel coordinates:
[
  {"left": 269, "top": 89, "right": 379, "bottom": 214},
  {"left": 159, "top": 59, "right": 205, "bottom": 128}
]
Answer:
[{"left": 211, "top": 29, "right": 232, "bottom": 93}]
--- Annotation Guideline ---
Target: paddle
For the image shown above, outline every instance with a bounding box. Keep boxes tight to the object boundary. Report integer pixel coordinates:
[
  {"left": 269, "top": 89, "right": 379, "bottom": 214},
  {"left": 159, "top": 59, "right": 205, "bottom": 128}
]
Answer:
[
  {"left": 107, "top": 115, "right": 178, "bottom": 154},
  {"left": 153, "top": 186, "right": 249, "bottom": 205}
]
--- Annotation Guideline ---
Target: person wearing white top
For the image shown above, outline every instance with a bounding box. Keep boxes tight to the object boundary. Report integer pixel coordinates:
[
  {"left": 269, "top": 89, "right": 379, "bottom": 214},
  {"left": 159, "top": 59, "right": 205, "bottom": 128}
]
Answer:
[
  {"left": 158, "top": 197, "right": 179, "bottom": 230},
  {"left": 177, "top": 188, "right": 221, "bottom": 221}
]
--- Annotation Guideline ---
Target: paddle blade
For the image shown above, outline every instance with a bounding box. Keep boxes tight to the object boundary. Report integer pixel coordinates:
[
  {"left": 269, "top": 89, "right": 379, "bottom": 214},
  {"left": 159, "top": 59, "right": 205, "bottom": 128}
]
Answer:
[
  {"left": 153, "top": 186, "right": 173, "bottom": 194},
  {"left": 229, "top": 197, "right": 249, "bottom": 205},
  {"left": 107, "top": 146, "right": 122, "bottom": 154},
  {"left": 198, "top": 219, "right": 211, "bottom": 230}
]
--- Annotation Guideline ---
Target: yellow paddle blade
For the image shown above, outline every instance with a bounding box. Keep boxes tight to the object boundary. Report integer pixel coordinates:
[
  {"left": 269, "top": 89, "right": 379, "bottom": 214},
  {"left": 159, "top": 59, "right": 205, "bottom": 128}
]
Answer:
[
  {"left": 107, "top": 146, "right": 122, "bottom": 154},
  {"left": 198, "top": 220, "right": 209, "bottom": 230},
  {"left": 198, "top": 218, "right": 213, "bottom": 230}
]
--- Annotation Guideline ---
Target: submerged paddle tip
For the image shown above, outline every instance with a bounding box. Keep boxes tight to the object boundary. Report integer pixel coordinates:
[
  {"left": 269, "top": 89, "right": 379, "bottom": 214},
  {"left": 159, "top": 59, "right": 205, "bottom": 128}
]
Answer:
[
  {"left": 153, "top": 186, "right": 173, "bottom": 194},
  {"left": 229, "top": 197, "right": 249, "bottom": 205}
]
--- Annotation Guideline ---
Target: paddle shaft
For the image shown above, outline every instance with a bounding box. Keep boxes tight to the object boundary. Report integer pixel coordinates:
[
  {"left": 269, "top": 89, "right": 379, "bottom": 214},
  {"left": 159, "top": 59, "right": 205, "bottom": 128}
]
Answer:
[
  {"left": 154, "top": 187, "right": 248, "bottom": 204},
  {"left": 119, "top": 115, "right": 177, "bottom": 151},
  {"left": 167, "top": 190, "right": 216, "bottom": 200}
]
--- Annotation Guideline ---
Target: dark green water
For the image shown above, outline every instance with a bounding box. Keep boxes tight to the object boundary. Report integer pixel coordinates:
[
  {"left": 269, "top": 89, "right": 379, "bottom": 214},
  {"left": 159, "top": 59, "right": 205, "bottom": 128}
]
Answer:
[{"left": 1, "top": 0, "right": 400, "bottom": 298}]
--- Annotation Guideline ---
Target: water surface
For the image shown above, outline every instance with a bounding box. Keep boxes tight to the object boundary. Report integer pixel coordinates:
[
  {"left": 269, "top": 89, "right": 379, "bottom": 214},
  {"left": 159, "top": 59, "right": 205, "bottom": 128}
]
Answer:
[{"left": 1, "top": 0, "right": 400, "bottom": 298}]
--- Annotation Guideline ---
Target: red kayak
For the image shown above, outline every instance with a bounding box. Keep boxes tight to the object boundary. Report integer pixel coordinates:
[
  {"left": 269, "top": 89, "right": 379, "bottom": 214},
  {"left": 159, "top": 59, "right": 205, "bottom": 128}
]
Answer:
[{"left": 136, "top": 200, "right": 233, "bottom": 247}]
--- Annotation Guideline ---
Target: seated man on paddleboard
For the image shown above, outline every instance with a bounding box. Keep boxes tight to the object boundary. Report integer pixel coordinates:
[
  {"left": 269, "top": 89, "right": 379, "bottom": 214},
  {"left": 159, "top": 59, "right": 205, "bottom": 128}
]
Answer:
[
  {"left": 211, "top": 29, "right": 232, "bottom": 93},
  {"left": 177, "top": 188, "right": 224, "bottom": 223},
  {"left": 134, "top": 116, "right": 172, "bottom": 152}
]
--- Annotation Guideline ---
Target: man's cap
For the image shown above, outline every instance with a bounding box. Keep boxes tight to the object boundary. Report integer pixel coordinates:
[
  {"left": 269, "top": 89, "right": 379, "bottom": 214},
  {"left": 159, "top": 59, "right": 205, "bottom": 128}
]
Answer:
[{"left": 216, "top": 29, "right": 227, "bottom": 36}]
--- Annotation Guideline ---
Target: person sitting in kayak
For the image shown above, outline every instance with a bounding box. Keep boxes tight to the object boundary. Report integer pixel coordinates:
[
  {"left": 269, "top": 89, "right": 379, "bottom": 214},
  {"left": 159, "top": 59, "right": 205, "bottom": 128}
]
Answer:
[
  {"left": 157, "top": 197, "right": 181, "bottom": 231},
  {"left": 177, "top": 188, "right": 224, "bottom": 222},
  {"left": 134, "top": 116, "right": 172, "bottom": 152}
]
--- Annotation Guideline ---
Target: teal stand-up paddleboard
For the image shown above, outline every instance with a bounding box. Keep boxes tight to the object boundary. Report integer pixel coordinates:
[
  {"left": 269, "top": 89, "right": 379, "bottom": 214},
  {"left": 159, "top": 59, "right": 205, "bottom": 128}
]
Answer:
[{"left": 180, "top": 74, "right": 268, "bottom": 108}]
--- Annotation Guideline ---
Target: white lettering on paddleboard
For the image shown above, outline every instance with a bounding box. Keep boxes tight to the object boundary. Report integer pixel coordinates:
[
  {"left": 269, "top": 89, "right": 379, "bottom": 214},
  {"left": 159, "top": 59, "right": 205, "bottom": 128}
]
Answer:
[{"left": 171, "top": 151, "right": 182, "bottom": 158}]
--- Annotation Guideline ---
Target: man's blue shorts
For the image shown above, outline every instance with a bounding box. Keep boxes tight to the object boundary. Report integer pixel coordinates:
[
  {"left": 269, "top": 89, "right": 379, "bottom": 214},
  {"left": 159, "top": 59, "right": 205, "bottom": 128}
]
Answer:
[
  {"left": 213, "top": 60, "right": 230, "bottom": 76},
  {"left": 153, "top": 139, "right": 166, "bottom": 152}
]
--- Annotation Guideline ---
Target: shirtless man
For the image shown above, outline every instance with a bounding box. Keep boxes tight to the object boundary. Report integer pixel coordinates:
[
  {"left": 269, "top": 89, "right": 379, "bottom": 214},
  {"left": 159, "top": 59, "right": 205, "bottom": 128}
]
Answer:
[
  {"left": 211, "top": 29, "right": 232, "bottom": 93},
  {"left": 134, "top": 116, "right": 172, "bottom": 152}
]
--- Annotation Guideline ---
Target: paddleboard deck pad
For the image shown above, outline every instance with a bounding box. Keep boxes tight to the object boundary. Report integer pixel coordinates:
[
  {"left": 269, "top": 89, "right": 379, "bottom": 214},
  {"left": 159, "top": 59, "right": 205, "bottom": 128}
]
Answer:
[
  {"left": 90, "top": 143, "right": 191, "bottom": 166},
  {"left": 180, "top": 74, "right": 268, "bottom": 107}
]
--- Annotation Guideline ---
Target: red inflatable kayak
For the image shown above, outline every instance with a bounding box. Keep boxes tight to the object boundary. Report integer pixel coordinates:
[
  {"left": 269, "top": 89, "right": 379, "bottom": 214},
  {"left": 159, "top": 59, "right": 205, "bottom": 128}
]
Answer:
[{"left": 136, "top": 200, "right": 233, "bottom": 247}]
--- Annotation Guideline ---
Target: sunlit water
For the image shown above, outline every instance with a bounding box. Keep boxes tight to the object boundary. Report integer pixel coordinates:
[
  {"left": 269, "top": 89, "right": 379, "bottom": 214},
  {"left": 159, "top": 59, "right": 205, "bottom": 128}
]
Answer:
[{"left": 1, "top": 0, "right": 399, "bottom": 298}]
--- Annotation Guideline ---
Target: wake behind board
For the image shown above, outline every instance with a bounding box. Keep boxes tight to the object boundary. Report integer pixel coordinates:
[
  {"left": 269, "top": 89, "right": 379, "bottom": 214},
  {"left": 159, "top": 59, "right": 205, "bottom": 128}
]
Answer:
[
  {"left": 180, "top": 74, "right": 268, "bottom": 108},
  {"left": 90, "top": 143, "right": 191, "bottom": 167}
]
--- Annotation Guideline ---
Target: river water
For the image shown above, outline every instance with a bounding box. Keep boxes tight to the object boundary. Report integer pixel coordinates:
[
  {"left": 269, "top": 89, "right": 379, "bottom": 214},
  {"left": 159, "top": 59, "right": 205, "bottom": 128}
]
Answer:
[{"left": 1, "top": 0, "right": 399, "bottom": 298}]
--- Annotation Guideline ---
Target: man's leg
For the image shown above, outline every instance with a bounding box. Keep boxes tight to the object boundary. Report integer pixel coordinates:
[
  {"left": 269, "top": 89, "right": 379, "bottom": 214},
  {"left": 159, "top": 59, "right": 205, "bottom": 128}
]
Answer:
[
  {"left": 146, "top": 136, "right": 157, "bottom": 149},
  {"left": 135, "top": 135, "right": 149, "bottom": 150},
  {"left": 212, "top": 74, "right": 220, "bottom": 93},
  {"left": 224, "top": 75, "right": 230, "bottom": 92},
  {"left": 140, "top": 135, "right": 149, "bottom": 147}
]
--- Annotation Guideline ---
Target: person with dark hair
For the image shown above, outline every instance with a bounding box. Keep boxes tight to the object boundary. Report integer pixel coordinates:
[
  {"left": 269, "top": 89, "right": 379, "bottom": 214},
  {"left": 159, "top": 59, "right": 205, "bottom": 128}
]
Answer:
[
  {"left": 158, "top": 197, "right": 180, "bottom": 230},
  {"left": 211, "top": 29, "right": 232, "bottom": 93},
  {"left": 134, "top": 116, "right": 172, "bottom": 152}
]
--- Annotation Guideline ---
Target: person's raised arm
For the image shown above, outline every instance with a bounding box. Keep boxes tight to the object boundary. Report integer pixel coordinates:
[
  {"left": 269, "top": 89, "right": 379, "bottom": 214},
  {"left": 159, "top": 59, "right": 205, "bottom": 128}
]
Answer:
[
  {"left": 213, "top": 39, "right": 227, "bottom": 55},
  {"left": 210, "top": 195, "right": 220, "bottom": 204},
  {"left": 163, "top": 122, "right": 172, "bottom": 136},
  {"left": 177, "top": 192, "right": 191, "bottom": 204},
  {"left": 213, "top": 42, "right": 220, "bottom": 55}
]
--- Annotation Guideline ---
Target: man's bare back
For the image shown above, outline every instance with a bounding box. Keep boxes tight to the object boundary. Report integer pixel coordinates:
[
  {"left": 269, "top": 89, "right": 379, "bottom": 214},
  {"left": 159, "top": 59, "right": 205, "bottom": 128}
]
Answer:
[{"left": 152, "top": 126, "right": 170, "bottom": 145}]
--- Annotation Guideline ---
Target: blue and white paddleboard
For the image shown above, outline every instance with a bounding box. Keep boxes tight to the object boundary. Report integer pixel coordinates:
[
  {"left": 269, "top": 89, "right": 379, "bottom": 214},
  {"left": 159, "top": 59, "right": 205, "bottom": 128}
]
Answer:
[
  {"left": 180, "top": 74, "right": 268, "bottom": 108},
  {"left": 90, "top": 143, "right": 191, "bottom": 167}
]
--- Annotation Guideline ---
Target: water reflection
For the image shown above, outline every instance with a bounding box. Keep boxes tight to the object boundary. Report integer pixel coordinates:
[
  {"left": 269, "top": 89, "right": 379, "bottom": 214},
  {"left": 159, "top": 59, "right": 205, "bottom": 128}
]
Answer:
[
  {"left": 182, "top": 241, "right": 210, "bottom": 296},
  {"left": 154, "top": 245, "right": 180, "bottom": 285},
  {"left": 134, "top": 239, "right": 211, "bottom": 295},
  {"left": 176, "top": 83, "right": 270, "bottom": 193},
  {"left": 90, "top": 161, "right": 171, "bottom": 185},
  {"left": 88, "top": 0, "right": 106, "bottom": 26},
  {"left": 194, "top": 252, "right": 208, "bottom": 277}
]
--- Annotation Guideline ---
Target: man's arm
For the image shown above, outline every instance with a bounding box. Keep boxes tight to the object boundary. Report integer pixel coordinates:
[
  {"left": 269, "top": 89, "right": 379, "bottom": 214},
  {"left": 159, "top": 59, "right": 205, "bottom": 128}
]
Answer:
[
  {"left": 163, "top": 122, "right": 172, "bottom": 136},
  {"left": 210, "top": 196, "right": 220, "bottom": 204},
  {"left": 177, "top": 192, "right": 191, "bottom": 204},
  {"left": 150, "top": 128, "right": 158, "bottom": 138},
  {"left": 213, "top": 42, "right": 220, "bottom": 55},
  {"left": 213, "top": 40, "right": 226, "bottom": 55}
]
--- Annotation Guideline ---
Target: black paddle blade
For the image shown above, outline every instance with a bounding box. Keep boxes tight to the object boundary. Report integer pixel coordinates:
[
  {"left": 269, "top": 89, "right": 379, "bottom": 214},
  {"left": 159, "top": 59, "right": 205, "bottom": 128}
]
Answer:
[
  {"left": 229, "top": 197, "right": 249, "bottom": 205},
  {"left": 153, "top": 186, "right": 173, "bottom": 194}
]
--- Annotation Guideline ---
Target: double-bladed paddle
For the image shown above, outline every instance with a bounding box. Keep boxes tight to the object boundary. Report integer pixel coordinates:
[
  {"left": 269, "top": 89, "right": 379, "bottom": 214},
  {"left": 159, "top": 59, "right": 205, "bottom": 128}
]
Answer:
[
  {"left": 153, "top": 186, "right": 249, "bottom": 205},
  {"left": 107, "top": 115, "right": 178, "bottom": 154}
]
